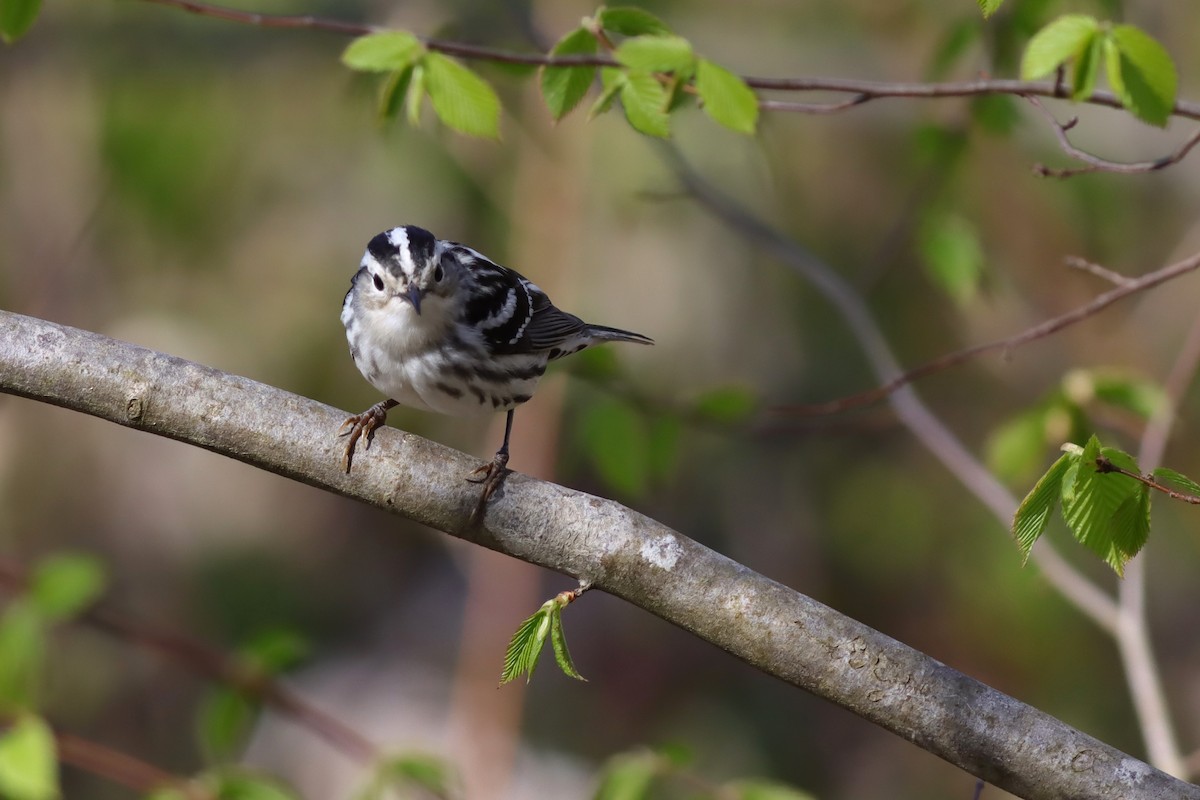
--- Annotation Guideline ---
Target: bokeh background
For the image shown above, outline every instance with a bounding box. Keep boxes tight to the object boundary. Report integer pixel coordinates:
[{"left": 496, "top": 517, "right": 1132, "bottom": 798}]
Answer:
[{"left": 2, "top": 0, "right": 1200, "bottom": 798}]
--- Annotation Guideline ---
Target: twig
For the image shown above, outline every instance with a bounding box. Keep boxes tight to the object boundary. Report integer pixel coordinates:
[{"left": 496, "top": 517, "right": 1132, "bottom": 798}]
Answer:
[
  {"left": 0, "top": 559, "right": 381, "bottom": 768},
  {"left": 1025, "top": 96, "right": 1200, "bottom": 177},
  {"left": 1064, "top": 255, "right": 1133, "bottom": 287},
  {"left": 775, "top": 248, "right": 1200, "bottom": 415},
  {"left": 133, "top": 0, "right": 1200, "bottom": 123},
  {"left": 1095, "top": 457, "right": 1200, "bottom": 504},
  {"left": 54, "top": 728, "right": 209, "bottom": 798}
]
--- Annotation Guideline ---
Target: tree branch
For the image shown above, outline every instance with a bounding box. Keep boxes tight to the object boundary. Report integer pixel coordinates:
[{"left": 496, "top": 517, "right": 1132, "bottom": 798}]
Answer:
[{"left": 2, "top": 312, "right": 1195, "bottom": 799}]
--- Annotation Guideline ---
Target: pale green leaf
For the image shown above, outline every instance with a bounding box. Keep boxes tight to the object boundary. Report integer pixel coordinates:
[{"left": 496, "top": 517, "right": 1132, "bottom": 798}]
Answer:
[
  {"left": 1070, "top": 32, "right": 1102, "bottom": 100},
  {"left": 588, "top": 68, "right": 626, "bottom": 119},
  {"left": 1151, "top": 466, "right": 1200, "bottom": 497},
  {"left": 500, "top": 603, "right": 553, "bottom": 685},
  {"left": 918, "top": 212, "right": 985, "bottom": 306},
  {"left": 620, "top": 72, "right": 670, "bottom": 137},
  {"left": 541, "top": 27, "right": 598, "bottom": 121},
  {"left": 977, "top": 0, "right": 1004, "bottom": 19},
  {"left": 615, "top": 35, "right": 694, "bottom": 75},
  {"left": 406, "top": 63, "right": 425, "bottom": 127},
  {"left": 1092, "top": 372, "right": 1166, "bottom": 420},
  {"left": 357, "top": 754, "right": 456, "bottom": 800},
  {"left": 1061, "top": 438, "right": 1143, "bottom": 572},
  {"left": 241, "top": 629, "right": 308, "bottom": 674},
  {"left": 549, "top": 604, "right": 585, "bottom": 681},
  {"left": 0, "top": 714, "right": 57, "bottom": 800},
  {"left": 986, "top": 407, "right": 1049, "bottom": 482},
  {"left": 198, "top": 687, "right": 256, "bottom": 761},
  {"left": 29, "top": 553, "right": 105, "bottom": 621},
  {"left": 1012, "top": 451, "right": 1072, "bottom": 563},
  {"left": 597, "top": 7, "right": 671, "bottom": 37},
  {"left": 342, "top": 32, "right": 424, "bottom": 73},
  {"left": 593, "top": 752, "right": 659, "bottom": 800},
  {"left": 1108, "top": 486, "right": 1151, "bottom": 576},
  {"left": 377, "top": 66, "right": 413, "bottom": 122},
  {"left": 0, "top": 0, "right": 41, "bottom": 44},
  {"left": 695, "top": 58, "right": 759, "bottom": 134},
  {"left": 422, "top": 52, "right": 501, "bottom": 138},
  {"left": 1020, "top": 15, "right": 1100, "bottom": 80},
  {"left": 725, "top": 779, "right": 818, "bottom": 800},
  {"left": 0, "top": 602, "right": 44, "bottom": 712},
  {"left": 1105, "top": 24, "right": 1177, "bottom": 128}
]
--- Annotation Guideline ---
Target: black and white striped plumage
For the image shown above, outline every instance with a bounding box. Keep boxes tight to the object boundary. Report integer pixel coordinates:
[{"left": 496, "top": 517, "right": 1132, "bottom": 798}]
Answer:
[{"left": 339, "top": 226, "right": 652, "bottom": 507}]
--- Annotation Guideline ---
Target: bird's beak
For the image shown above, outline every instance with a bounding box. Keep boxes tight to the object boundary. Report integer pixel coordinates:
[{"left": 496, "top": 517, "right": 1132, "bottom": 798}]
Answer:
[{"left": 401, "top": 284, "right": 424, "bottom": 315}]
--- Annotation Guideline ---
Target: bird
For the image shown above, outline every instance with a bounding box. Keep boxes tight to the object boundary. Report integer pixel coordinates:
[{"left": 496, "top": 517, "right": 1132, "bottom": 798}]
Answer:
[{"left": 339, "top": 225, "right": 653, "bottom": 518}]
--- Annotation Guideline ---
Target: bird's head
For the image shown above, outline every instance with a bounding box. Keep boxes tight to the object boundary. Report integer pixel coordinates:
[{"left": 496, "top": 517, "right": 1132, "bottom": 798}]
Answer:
[{"left": 355, "top": 226, "right": 462, "bottom": 317}]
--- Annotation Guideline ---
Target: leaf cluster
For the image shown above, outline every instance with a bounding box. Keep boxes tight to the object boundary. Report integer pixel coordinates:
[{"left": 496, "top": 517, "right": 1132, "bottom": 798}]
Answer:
[{"left": 500, "top": 591, "right": 585, "bottom": 686}]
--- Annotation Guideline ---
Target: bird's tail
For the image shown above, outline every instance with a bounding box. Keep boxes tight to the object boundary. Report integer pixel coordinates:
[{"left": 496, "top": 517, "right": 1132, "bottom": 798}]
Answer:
[{"left": 585, "top": 324, "right": 654, "bottom": 346}]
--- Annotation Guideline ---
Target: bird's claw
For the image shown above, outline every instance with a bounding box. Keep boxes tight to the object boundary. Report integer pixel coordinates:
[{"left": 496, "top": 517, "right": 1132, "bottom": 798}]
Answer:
[
  {"left": 340, "top": 400, "right": 395, "bottom": 474},
  {"left": 467, "top": 451, "right": 510, "bottom": 524}
]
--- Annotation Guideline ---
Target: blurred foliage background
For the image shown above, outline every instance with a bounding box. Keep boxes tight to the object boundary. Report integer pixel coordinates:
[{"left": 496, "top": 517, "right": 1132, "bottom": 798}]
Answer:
[{"left": 2, "top": 0, "right": 1200, "bottom": 798}]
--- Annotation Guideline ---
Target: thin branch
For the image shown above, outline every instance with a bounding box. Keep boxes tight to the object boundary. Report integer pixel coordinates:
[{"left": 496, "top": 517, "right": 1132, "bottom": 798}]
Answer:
[
  {"left": 54, "top": 728, "right": 209, "bottom": 798},
  {"left": 0, "top": 559, "right": 380, "bottom": 768},
  {"left": 1025, "top": 96, "right": 1200, "bottom": 177},
  {"left": 1, "top": 310, "right": 1192, "bottom": 800},
  {"left": 1064, "top": 255, "right": 1133, "bottom": 287},
  {"left": 775, "top": 249, "right": 1200, "bottom": 416},
  {"left": 135, "top": 0, "right": 1200, "bottom": 124},
  {"left": 665, "top": 146, "right": 1120, "bottom": 633},
  {"left": 1095, "top": 458, "right": 1200, "bottom": 504}
]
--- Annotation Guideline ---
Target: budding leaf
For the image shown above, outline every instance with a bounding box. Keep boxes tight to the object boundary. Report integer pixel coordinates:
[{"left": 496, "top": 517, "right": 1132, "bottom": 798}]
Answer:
[
  {"left": 0, "top": 0, "right": 41, "bottom": 44},
  {"left": 597, "top": 7, "right": 671, "bottom": 37},
  {"left": 695, "top": 58, "right": 759, "bottom": 134},
  {"left": 1020, "top": 15, "right": 1100, "bottom": 81},
  {"left": 541, "top": 26, "right": 598, "bottom": 121},
  {"left": 615, "top": 35, "right": 694, "bottom": 75},
  {"left": 0, "top": 714, "right": 57, "bottom": 800},
  {"left": 500, "top": 603, "right": 552, "bottom": 685},
  {"left": 1151, "top": 466, "right": 1200, "bottom": 497},
  {"left": 422, "top": 53, "right": 501, "bottom": 138},
  {"left": 1104, "top": 24, "right": 1177, "bottom": 128},
  {"left": 549, "top": 602, "right": 585, "bottom": 681},
  {"left": 377, "top": 66, "right": 414, "bottom": 122},
  {"left": 1012, "top": 451, "right": 1072, "bottom": 563},
  {"left": 977, "top": 0, "right": 1004, "bottom": 19},
  {"left": 342, "top": 32, "right": 424, "bottom": 73}
]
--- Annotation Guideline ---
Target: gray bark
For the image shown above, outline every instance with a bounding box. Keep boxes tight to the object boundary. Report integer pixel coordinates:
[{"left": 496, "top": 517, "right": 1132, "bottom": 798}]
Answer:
[{"left": 1, "top": 310, "right": 1194, "bottom": 800}]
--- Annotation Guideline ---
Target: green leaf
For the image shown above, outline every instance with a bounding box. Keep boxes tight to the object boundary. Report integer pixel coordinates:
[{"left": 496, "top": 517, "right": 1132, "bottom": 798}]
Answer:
[
  {"left": 693, "top": 386, "right": 757, "bottom": 424},
  {"left": 615, "top": 35, "right": 694, "bottom": 74},
  {"left": 358, "top": 754, "right": 456, "bottom": 800},
  {"left": 986, "top": 407, "right": 1049, "bottom": 482},
  {"left": 541, "top": 27, "right": 598, "bottom": 121},
  {"left": 1108, "top": 486, "right": 1151, "bottom": 576},
  {"left": 0, "top": 603, "right": 44, "bottom": 713},
  {"left": 549, "top": 603, "right": 585, "bottom": 681},
  {"left": 406, "top": 63, "right": 426, "bottom": 127},
  {"left": 342, "top": 32, "right": 424, "bottom": 73},
  {"left": 581, "top": 396, "right": 650, "bottom": 496},
  {"left": 1070, "top": 31, "right": 1102, "bottom": 100},
  {"left": 1104, "top": 24, "right": 1177, "bottom": 128},
  {"left": 0, "top": 0, "right": 41, "bottom": 44},
  {"left": 1020, "top": 15, "right": 1100, "bottom": 80},
  {"left": 1091, "top": 372, "right": 1166, "bottom": 420},
  {"left": 1013, "top": 451, "right": 1073, "bottom": 563},
  {"left": 499, "top": 603, "right": 552, "bottom": 685},
  {"left": 597, "top": 7, "right": 671, "bottom": 37},
  {"left": 198, "top": 687, "right": 256, "bottom": 761},
  {"left": 28, "top": 553, "right": 106, "bottom": 621},
  {"left": 1061, "top": 437, "right": 1145, "bottom": 573},
  {"left": 695, "top": 58, "right": 759, "bottom": 134},
  {"left": 977, "top": 0, "right": 1004, "bottom": 19},
  {"left": 724, "top": 779, "right": 818, "bottom": 800},
  {"left": 0, "top": 714, "right": 57, "bottom": 800},
  {"left": 421, "top": 52, "right": 501, "bottom": 138},
  {"left": 917, "top": 211, "right": 985, "bottom": 306},
  {"left": 588, "top": 68, "right": 626, "bottom": 119},
  {"left": 206, "top": 770, "right": 298, "bottom": 800},
  {"left": 1151, "top": 467, "right": 1200, "bottom": 497},
  {"left": 593, "top": 751, "right": 659, "bottom": 800},
  {"left": 241, "top": 629, "right": 308, "bottom": 674},
  {"left": 619, "top": 72, "right": 670, "bottom": 137},
  {"left": 377, "top": 66, "right": 414, "bottom": 122}
]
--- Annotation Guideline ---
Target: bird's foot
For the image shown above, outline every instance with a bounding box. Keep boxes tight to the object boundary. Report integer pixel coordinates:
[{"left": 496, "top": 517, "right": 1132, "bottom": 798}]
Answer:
[
  {"left": 467, "top": 450, "right": 510, "bottom": 523},
  {"left": 338, "top": 399, "right": 397, "bottom": 473}
]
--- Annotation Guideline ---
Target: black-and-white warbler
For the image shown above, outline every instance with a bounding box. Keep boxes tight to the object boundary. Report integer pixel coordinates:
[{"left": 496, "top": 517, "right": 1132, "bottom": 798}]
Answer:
[{"left": 340, "top": 225, "right": 653, "bottom": 512}]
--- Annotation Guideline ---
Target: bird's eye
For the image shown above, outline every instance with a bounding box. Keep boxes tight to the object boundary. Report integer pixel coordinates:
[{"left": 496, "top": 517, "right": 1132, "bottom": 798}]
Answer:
[
  {"left": 433, "top": 265, "right": 444, "bottom": 282},
  {"left": 372, "top": 274, "right": 384, "bottom": 291}
]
